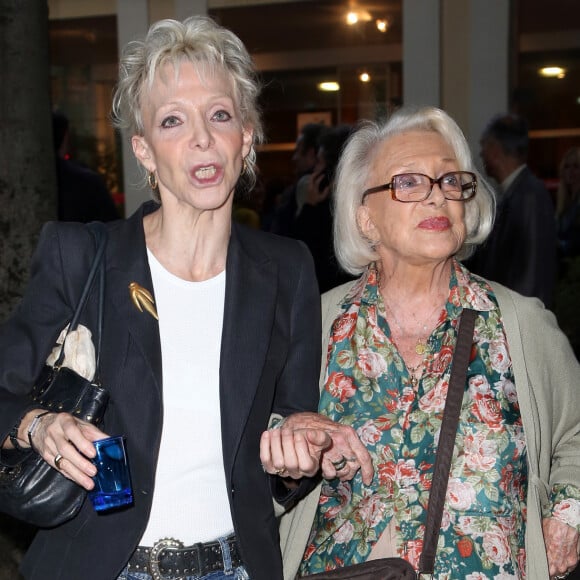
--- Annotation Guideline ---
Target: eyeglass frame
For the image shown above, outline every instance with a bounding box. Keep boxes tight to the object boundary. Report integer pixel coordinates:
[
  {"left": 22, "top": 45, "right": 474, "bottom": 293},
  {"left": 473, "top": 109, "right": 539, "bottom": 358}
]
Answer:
[{"left": 362, "top": 171, "right": 478, "bottom": 203}]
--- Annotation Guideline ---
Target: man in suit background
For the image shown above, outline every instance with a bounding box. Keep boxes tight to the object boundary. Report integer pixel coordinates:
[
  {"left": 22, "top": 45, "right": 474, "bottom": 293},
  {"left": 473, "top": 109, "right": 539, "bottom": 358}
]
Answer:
[{"left": 468, "top": 113, "right": 557, "bottom": 307}]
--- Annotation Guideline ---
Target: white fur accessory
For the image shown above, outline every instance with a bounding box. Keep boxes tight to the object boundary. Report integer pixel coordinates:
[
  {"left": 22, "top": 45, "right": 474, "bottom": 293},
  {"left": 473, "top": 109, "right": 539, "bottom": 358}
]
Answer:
[{"left": 45, "top": 324, "right": 96, "bottom": 381}]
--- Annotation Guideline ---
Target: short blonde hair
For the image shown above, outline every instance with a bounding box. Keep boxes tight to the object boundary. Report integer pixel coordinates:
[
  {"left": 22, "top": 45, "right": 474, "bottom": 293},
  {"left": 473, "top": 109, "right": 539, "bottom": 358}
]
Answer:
[
  {"left": 333, "top": 106, "right": 496, "bottom": 275},
  {"left": 112, "top": 15, "right": 263, "bottom": 194}
]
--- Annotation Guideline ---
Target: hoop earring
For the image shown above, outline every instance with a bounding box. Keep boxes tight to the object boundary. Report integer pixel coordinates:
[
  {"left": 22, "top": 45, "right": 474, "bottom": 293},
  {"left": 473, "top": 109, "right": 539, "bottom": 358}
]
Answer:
[{"left": 148, "top": 171, "right": 158, "bottom": 190}]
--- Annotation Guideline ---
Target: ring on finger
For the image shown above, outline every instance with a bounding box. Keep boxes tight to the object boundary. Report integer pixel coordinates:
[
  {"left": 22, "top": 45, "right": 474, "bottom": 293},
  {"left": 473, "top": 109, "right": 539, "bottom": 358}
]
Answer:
[
  {"left": 274, "top": 468, "right": 287, "bottom": 476},
  {"left": 54, "top": 453, "right": 64, "bottom": 470},
  {"left": 331, "top": 457, "right": 347, "bottom": 471},
  {"left": 345, "top": 456, "right": 357, "bottom": 462},
  {"left": 555, "top": 574, "right": 570, "bottom": 579}
]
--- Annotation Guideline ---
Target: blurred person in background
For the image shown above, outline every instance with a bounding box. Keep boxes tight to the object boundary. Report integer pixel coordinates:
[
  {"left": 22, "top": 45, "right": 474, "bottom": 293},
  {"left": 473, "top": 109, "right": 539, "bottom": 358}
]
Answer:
[
  {"left": 270, "top": 122, "right": 326, "bottom": 236},
  {"left": 468, "top": 113, "right": 557, "bottom": 307},
  {"left": 555, "top": 146, "right": 580, "bottom": 261},
  {"left": 52, "top": 110, "right": 119, "bottom": 223},
  {"left": 291, "top": 124, "right": 354, "bottom": 292}
]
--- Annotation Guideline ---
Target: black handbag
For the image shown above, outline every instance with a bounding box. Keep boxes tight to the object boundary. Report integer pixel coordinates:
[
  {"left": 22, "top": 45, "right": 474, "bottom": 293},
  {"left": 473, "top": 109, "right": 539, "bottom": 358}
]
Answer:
[
  {"left": 310, "top": 309, "right": 477, "bottom": 580},
  {"left": 0, "top": 223, "right": 109, "bottom": 528}
]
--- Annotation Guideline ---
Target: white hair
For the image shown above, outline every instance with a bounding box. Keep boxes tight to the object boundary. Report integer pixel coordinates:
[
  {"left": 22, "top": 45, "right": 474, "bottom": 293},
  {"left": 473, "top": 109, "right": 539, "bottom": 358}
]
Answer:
[{"left": 333, "top": 106, "right": 496, "bottom": 275}]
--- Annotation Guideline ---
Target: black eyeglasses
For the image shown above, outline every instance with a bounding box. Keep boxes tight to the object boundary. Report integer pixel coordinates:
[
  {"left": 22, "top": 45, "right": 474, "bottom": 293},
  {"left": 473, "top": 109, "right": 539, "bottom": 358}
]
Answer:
[{"left": 362, "top": 171, "right": 478, "bottom": 203}]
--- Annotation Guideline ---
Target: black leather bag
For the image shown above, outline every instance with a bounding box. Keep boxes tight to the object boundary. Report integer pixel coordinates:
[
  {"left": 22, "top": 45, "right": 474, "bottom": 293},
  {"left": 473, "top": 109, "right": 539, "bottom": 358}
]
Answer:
[
  {"left": 0, "top": 223, "right": 109, "bottom": 528},
  {"left": 310, "top": 310, "right": 477, "bottom": 580},
  {"left": 308, "top": 557, "right": 416, "bottom": 579}
]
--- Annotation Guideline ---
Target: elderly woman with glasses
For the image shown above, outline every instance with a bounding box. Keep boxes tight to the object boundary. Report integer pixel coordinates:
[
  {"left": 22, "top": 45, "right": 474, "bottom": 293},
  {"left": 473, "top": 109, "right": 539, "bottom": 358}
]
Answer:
[{"left": 275, "top": 106, "right": 580, "bottom": 580}]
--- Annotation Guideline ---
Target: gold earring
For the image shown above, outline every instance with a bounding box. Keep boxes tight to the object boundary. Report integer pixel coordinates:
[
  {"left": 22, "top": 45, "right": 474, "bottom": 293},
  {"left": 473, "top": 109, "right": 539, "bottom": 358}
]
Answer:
[
  {"left": 148, "top": 171, "right": 158, "bottom": 190},
  {"left": 241, "top": 158, "right": 247, "bottom": 175}
]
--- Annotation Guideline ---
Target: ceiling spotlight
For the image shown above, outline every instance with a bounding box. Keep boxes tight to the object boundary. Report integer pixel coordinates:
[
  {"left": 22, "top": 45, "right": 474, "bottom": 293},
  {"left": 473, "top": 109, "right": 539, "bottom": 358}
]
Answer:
[
  {"left": 539, "top": 66, "right": 566, "bottom": 78},
  {"left": 359, "top": 72, "right": 371, "bottom": 82},
  {"left": 346, "top": 11, "right": 359, "bottom": 25},
  {"left": 376, "top": 19, "right": 388, "bottom": 33},
  {"left": 346, "top": 10, "right": 372, "bottom": 25},
  {"left": 318, "top": 81, "right": 340, "bottom": 92}
]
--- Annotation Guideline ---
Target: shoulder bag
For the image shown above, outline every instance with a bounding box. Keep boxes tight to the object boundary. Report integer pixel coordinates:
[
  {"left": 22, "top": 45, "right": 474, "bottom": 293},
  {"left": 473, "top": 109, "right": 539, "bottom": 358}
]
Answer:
[
  {"left": 308, "top": 309, "right": 477, "bottom": 580},
  {"left": 0, "top": 222, "right": 109, "bottom": 528}
]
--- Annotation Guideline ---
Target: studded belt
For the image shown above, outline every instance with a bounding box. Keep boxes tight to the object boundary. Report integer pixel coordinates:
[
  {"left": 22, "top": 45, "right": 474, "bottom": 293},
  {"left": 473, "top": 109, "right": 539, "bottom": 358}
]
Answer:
[{"left": 127, "top": 535, "right": 242, "bottom": 580}]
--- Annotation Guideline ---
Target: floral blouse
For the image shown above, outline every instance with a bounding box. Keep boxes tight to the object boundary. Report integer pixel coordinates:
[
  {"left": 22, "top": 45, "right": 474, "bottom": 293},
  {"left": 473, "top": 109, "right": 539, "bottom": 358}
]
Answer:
[{"left": 300, "top": 260, "right": 580, "bottom": 579}]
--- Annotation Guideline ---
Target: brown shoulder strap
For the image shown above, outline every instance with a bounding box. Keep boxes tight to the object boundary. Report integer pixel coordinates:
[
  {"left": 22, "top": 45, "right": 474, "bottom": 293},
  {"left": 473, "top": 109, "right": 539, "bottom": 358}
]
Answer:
[{"left": 418, "top": 308, "right": 477, "bottom": 574}]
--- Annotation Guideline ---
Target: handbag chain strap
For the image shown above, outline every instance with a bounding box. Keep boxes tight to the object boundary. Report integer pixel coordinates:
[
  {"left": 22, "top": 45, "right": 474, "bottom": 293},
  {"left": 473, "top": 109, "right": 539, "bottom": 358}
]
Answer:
[
  {"left": 418, "top": 308, "right": 477, "bottom": 574},
  {"left": 54, "top": 222, "right": 107, "bottom": 379}
]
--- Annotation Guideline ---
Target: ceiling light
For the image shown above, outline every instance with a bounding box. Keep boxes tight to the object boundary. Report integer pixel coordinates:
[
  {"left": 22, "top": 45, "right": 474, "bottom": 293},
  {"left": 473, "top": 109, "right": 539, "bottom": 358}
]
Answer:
[
  {"left": 376, "top": 19, "right": 388, "bottom": 33},
  {"left": 539, "top": 66, "right": 566, "bottom": 78},
  {"left": 318, "top": 81, "right": 340, "bottom": 92},
  {"left": 346, "top": 11, "right": 359, "bottom": 25},
  {"left": 359, "top": 72, "right": 371, "bottom": 82},
  {"left": 346, "top": 10, "right": 372, "bottom": 25}
]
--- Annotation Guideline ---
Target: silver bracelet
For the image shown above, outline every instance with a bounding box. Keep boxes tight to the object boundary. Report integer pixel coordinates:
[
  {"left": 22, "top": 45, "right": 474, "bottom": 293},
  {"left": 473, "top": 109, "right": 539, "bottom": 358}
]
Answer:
[{"left": 27, "top": 411, "right": 51, "bottom": 452}]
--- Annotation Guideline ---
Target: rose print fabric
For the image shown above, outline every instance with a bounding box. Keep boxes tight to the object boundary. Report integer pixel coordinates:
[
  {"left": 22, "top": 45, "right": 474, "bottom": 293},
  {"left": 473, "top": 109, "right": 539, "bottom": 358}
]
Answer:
[{"left": 301, "top": 261, "right": 532, "bottom": 578}]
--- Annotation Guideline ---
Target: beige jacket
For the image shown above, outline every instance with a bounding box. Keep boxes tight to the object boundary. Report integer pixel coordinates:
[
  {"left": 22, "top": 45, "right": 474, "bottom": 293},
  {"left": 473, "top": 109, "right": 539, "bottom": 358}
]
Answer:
[{"left": 279, "top": 279, "right": 580, "bottom": 580}]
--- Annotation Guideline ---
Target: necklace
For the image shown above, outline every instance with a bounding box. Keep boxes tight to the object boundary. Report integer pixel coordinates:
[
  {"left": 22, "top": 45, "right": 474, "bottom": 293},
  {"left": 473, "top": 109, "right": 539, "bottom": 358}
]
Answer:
[{"left": 384, "top": 299, "right": 443, "bottom": 356}]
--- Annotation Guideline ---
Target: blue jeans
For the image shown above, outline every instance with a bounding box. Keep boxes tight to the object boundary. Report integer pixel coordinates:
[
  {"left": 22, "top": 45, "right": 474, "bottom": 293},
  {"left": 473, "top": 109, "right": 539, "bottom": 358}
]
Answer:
[
  {"left": 117, "top": 535, "right": 250, "bottom": 580},
  {"left": 117, "top": 567, "right": 249, "bottom": 580}
]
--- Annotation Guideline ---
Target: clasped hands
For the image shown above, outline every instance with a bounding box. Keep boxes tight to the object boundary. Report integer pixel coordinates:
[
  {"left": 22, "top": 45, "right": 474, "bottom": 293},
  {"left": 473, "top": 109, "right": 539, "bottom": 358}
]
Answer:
[{"left": 260, "top": 412, "right": 374, "bottom": 485}]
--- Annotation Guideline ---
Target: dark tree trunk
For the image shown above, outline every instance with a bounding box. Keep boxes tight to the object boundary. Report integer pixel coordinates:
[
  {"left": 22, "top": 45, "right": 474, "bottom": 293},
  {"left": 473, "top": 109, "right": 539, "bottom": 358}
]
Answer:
[
  {"left": 0, "top": 2, "right": 55, "bottom": 571},
  {"left": 0, "top": 0, "right": 57, "bottom": 321}
]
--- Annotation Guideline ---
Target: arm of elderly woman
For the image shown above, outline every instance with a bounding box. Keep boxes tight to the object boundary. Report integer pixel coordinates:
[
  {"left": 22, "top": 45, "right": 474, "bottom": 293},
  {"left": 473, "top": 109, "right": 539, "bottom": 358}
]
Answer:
[{"left": 493, "top": 282, "right": 580, "bottom": 578}]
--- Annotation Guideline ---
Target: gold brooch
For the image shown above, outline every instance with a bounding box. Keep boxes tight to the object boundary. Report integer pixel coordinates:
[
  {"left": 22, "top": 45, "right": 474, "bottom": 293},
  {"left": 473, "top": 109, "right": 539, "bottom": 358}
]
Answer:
[{"left": 129, "top": 282, "right": 158, "bottom": 320}]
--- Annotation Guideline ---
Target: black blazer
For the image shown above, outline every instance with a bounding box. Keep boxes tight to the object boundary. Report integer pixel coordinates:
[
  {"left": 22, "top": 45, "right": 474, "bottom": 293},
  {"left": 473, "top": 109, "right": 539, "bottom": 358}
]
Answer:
[{"left": 0, "top": 202, "right": 321, "bottom": 579}]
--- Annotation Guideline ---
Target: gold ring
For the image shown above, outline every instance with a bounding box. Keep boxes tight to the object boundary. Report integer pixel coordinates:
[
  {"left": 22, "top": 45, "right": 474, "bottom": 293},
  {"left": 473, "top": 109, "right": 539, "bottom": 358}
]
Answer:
[
  {"left": 274, "top": 468, "right": 287, "bottom": 476},
  {"left": 54, "top": 454, "right": 64, "bottom": 469},
  {"left": 331, "top": 457, "right": 347, "bottom": 471}
]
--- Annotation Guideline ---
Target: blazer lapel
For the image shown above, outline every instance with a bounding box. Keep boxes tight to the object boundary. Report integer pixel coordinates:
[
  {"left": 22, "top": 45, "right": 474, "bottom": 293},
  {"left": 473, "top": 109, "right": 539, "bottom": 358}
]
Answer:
[
  {"left": 107, "top": 204, "right": 162, "bottom": 394},
  {"left": 220, "top": 225, "right": 278, "bottom": 472}
]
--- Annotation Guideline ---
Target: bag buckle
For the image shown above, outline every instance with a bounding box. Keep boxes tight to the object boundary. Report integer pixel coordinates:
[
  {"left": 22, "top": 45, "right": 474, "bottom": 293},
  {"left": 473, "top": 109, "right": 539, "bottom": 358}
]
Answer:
[{"left": 149, "top": 538, "right": 184, "bottom": 580}]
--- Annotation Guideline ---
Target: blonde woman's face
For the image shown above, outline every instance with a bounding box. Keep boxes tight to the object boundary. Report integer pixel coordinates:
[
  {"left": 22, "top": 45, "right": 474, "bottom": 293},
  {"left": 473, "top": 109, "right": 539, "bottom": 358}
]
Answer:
[{"left": 131, "top": 61, "right": 253, "bottom": 215}]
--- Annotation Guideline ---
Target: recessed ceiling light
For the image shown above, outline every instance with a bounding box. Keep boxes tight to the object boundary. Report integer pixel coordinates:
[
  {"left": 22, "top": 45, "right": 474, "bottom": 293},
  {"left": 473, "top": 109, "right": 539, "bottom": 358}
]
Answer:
[
  {"left": 539, "top": 66, "right": 566, "bottom": 78},
  {"left": 345, "top": 10, "right": 372, "bottom": 25},
  {"left": 359, "top": 72, "right": 371, "bottom": 82},
  {"left": 376, "top": 19, "right": 388, "bottom": 33},
  {"left": 346, "top": 11, "right": 359, "bottom": 25},
  {"left": 318, "top": 82, "right": 340, "bottom": 92}
]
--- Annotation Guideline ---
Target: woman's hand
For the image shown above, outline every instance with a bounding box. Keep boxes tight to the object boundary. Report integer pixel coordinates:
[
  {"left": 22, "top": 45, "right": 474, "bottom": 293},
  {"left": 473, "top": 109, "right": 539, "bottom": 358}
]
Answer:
[
  {"left": 260, "top": 426, "right": 331, "bottom": 479},
  {"left": 23, "top": 409, "right": 107, "bottom": 490},
  {"left": 543, "top": 516, "right": 580, "bottom": 578},
  {"left": 276, "top": 412, "right": 374, "bottom": 485}
]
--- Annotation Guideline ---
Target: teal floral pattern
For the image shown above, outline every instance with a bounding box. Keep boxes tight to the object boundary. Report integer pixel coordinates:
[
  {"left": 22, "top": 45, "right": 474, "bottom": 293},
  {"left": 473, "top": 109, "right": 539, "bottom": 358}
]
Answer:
[{"left": 301, "top": 261, "right": 531, "bottom": 578}]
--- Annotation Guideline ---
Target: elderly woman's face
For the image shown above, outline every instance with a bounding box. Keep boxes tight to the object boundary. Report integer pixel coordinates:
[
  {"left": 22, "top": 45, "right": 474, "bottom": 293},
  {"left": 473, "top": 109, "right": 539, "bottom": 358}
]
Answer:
[
  {"left": 358, "top": 130, "right": 467, "bottom": 267},
  {"left": 131, "top": 61, "right": 252, "bottom": 214}
]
